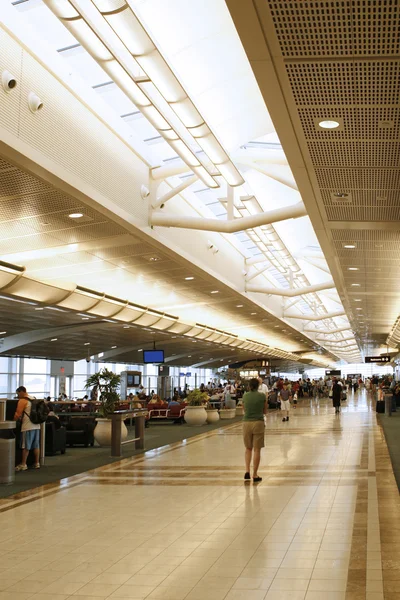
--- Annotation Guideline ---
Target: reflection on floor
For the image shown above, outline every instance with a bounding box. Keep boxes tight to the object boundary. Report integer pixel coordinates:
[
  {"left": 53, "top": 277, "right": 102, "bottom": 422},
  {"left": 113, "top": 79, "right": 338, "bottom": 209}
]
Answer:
[{"left": 1, "top": 391, "right": 399, "bottom": 600}]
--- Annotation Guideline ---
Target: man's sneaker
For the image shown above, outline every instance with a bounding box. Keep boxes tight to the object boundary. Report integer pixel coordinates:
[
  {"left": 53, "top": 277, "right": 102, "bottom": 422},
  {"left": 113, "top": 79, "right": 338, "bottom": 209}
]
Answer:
[
  {"left": 244, "top": 472, "right": 251, "bottom": 482},
  {"left": 282, "top": 417, "right": 287, "bottom": 422},
  {"left": 33, "top": 463, "right": 41, "bottom": 469},
  {"left": 15, "top": 464, "right": 28, "bottom": 472},
  {"left": 286, "top": 416, "right": 289, "bottom": 421}
]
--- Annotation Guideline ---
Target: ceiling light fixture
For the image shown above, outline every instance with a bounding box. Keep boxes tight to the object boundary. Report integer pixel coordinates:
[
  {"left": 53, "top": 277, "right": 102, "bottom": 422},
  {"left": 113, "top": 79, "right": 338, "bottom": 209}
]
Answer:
[
  {"left": 138, "top": 349, "right": 143, "bottom": 351},
  {"left": 185, "top": 276, "right": 194, "bottom": 281},
  {"left": 84, "top": 342, "right": 90, "bottom": 345},
  {"left": 351, "top": 284, "right": 361, "bottom": 287},
  {"left": 111, "top": 346, "right": 117, "bottom": 349},
  {"left": 344, "top": 244, "right": 356, "bottom": 249},
  {"left": 51, "top": 338, "right": 58, "bottom": 342},
  {"left": 318, "top": 119, "right": 340, "bottom": 129},
  {"left": 210, "top": 290, "right": 219, "bottom": 294},
  {"left": 0, "top": 331, "right": 6, "bottom": 335},
  {"left": 68, "top": 213, "right": 84, "bottom": 219},
  {"left": 44, "top": 1, "right": 246, "bottom": 188},
  {"left": 236, "top": 304, "right": 243, "bottom": 308}
]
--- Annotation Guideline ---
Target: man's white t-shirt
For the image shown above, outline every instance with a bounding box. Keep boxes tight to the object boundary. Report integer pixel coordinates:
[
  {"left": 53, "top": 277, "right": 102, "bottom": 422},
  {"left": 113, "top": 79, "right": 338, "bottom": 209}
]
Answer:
[{"left": 258, "top": 383, "right": 269, "bottom": 396}]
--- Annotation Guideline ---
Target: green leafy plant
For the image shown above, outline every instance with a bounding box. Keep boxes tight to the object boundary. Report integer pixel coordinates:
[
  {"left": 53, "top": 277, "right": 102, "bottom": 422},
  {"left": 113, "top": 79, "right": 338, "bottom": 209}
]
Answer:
[
  {"left": 85, "top": 368, "right": 121, "bottom": 418},
  {"left": 186, "top": 389, "right": 209, "bottom": 407}
]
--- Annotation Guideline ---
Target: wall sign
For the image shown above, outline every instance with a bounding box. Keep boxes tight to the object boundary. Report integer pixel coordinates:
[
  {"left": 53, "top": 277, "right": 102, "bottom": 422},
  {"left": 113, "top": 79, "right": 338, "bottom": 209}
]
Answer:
[{"left": 365, "top": 355, "right": 391, "bottom": 363}]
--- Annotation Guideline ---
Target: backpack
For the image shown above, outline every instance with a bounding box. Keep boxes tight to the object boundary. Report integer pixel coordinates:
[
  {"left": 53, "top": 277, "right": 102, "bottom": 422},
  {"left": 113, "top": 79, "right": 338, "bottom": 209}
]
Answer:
[{"left": 25, "top": 400, "right": 49, "bottom": 424}]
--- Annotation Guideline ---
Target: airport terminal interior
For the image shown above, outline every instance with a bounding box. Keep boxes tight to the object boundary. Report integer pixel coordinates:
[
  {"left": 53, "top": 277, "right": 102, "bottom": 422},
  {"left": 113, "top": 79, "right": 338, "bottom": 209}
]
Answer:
[{"left": 0, "top": 1, "right": 400, "bottom": 599}]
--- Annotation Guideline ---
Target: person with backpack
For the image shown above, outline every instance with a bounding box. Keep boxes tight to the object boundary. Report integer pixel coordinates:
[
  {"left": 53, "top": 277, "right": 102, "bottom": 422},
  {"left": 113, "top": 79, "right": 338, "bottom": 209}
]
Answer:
[{"left": 14, "top": 386, "right": 49, "bottom": 471}]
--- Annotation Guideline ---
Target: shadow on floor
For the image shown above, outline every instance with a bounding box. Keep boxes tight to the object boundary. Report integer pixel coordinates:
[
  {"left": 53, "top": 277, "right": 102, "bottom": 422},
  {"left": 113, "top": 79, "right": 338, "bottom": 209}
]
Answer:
[{"left": 0, "top": 416, "right": 243, "bottom": 498}]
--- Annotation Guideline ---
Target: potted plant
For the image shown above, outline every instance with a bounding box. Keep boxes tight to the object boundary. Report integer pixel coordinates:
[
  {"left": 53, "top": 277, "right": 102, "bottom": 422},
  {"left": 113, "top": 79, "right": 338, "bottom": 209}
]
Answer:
[
  {"left": 204, "top": 399, "right": 220, "bottom": 424},
  {"left": 184, "top": 389, "right": 208, "bottom": 426},
  {"left": 85, "top": 368, "right": 127, "bottom": 446}
]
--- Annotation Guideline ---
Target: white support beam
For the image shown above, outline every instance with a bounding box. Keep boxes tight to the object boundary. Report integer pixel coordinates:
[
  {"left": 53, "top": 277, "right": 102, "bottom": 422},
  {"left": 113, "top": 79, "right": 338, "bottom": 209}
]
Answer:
[
  {"left": 152, "top": 175, "right": 198, "bottom": 210},
  {"left": 245, "top": 265, "right": 270, "bottom": 282},
  {"left": 150, "top": 202, "right": 307, "bottom": 233},
  {"left": 304, "top": 326, "right": 351, "bottom": 334},
  {"left": 246, "top": 280, "right": 335, "bottom": 297},
  {"left": 285, "top": 311, "right": 346, "bottom": 321}
]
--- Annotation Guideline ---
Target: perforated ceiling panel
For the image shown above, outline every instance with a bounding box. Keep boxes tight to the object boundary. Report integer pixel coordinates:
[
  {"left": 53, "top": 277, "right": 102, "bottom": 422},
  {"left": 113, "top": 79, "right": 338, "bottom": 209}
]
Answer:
[{"left": 232, "top": 0, "right": 400, "bottom": 351}]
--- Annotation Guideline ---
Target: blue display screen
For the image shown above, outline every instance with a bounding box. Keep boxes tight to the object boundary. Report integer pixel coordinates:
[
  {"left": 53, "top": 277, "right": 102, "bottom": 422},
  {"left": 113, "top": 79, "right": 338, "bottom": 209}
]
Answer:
[{"left": 143, "top": 349, "right": 164, "bottom": 364}]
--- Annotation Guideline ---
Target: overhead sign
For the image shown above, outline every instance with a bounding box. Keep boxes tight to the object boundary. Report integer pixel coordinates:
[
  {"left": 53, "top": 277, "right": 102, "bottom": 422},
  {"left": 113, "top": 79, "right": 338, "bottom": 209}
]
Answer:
[
  {"left": 365, "top": 355, "right": 391, "bottom": 364},
  {"left": 186, "top": 372, "right": 192, "bottom": 377},
  {"left": 326, "top": 369, "right": 341, "bottom": 376},
  {"left": 179, "top": 372, "right": 186, "bottom": 377}
]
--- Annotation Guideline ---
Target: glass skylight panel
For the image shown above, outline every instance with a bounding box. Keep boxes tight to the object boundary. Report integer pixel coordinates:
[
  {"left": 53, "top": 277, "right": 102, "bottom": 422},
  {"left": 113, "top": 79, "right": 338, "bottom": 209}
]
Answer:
[
  {"left": 13, "top": 0, "right": 76, "bottom": 49},
  {"left": 60, "top": 47, "right": 107, "bottom": 87}
]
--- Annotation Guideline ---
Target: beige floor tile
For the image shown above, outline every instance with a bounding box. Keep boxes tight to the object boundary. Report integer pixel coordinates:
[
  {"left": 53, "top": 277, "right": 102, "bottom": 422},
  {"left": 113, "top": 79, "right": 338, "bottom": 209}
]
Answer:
[
  {"left": 108, "top": 585, "right": 155, "bottom": 598},
  {"left": 308, "top": 579, "right": 347, "bottom": 592},
  {"left": 270, "top": 579, "right": 309, "bottom": 591},
  {"left": 39, "top": 581, "right": 85, "bottom": 595},
  {"left": 265, "top": 591, "right": 306, "bottom": 600},
  {"left": 232, "top": 577, "right": 273, "bottom": 590},
  {"left": 73, "top": 583, "right": 121, "bottom": 597},
  {"left": 305, "top": 592, "right": 346, "bottom": 600},
  {"left": 225, "top": 591, "right": 267, "bottom": 600}
]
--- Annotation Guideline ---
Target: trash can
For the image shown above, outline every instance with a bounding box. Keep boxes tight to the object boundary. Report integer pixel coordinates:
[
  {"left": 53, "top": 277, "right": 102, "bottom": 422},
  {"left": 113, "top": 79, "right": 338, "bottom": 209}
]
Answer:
[
  {"left": 0, "top": 422, "right": 16, "bottom": 485},
  {"left": 384, "top": 393, "right": 393, "bottom": 417}
]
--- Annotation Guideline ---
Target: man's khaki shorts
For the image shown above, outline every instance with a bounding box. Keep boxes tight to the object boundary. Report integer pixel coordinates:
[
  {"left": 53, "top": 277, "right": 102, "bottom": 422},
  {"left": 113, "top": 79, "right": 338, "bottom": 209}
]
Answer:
[{"left": 243, "top": 420, "right": 265, "bottom": 449}]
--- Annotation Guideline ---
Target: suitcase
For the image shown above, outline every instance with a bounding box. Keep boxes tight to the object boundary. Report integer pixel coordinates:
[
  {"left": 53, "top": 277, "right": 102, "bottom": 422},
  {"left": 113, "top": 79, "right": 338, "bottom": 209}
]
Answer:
[{"left": 376, "top": 400, "right": 385, "bottom": 414}]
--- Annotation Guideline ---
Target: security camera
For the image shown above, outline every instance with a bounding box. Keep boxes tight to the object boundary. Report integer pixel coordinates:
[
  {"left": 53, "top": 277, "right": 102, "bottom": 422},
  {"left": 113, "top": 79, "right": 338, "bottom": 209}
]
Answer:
[
  {"left": 86, "top": 357, "right": 91, "bottom": 363},
  {"left": 2, "top": 70, "right": 17, "bottom": 92},
  {"left": 140, "top": 184, "right": 150, "bottom": 199},
  {"left": 28, "top": 92, "right": 43, "bottom": 113}
]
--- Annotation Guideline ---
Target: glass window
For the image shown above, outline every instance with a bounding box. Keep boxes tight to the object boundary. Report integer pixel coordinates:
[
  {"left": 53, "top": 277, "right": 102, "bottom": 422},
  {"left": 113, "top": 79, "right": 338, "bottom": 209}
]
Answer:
[
  {"left": 0, "top": 357, "right": 9, "bottom": 373},
  {"left": 23, "top": 373, "right": 48, "bottom": 397},
  {"left": 23, "top": 358, "right": 48, "bottom": 373}
]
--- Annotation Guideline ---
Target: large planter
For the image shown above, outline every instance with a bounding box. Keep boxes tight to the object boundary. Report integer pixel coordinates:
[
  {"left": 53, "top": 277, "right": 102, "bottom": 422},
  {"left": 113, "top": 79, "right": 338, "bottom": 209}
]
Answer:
[
  {"left": 235, "top": 406, "right": 244, "bottom": 416},
  {"left": 206, "top": 409, "right": 220, "bottom": 424},
  {"left": 219, "top": 408, "right": 236, "bottom": 420},
  {"left": 94, "top": 418, "right": 128, "bottom": 446},
  {"left": 184, "top": 406, "right": 207, "bottom": 426}
]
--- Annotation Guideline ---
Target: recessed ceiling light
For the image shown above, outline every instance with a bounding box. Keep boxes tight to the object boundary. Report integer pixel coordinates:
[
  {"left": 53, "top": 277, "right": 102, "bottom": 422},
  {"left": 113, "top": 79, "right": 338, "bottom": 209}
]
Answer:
[
  {"left": 68, "top": 212, "right": 84, "bottom": 219},
  {"left": 356, "top": 308, "right": 362, "bottom": 311},
  {"left": 185, "top": 276, "right": 194, "bottom": 281},
  {"left": 344, "top": 244, "right": 356, "bottom": 249},
  {"left": 138, "top": 348, "right": 143, "bottom": 351},
  {"left": 333, "top": 192, "right": 349, "bottom": 198},
  {"left": 274, "top": 325, "right": 280, "bottom": 328},
  {"left": 35, "top": 307, "right": 44, "bottom": 311},
  {"left": 348, "top": 267, "right": 359, "bottom": 271},
  {"left": 123, "top": 325, "right": 130, "bottom": 329},
  {"left": 251, "top": 312, "right": 257, "bottom": 315},
  {"left": 149, "top": 256, "right": 160, "bottom": 262},
  {"left": 84, "top": 342, "right": 90, "bottom": 345},
  {"left": 111, "top": 346, "right": 117, "bottom": 349},
  {"left": 351, "top": 284, "right": 361, "bottom": 287},
  {"left": 82, "top": 317, "right": 90, "bottom": 320},
  {"left": 318, "top": 119, "right": 340, "bottom": 129},
  {"left": 0, "top": 331, "right": 6, "bottom": 335},
  {"left": 375, "top": 244, "right": 383, "bottom": 248},
  {"left": 51, "top": 338, "right": 57, "bottom": 342},
  {"left": 188, "top": 355, "right": 192, "bottom": 358},
  {"left": 210, "top": 290, "right": 219, "bottom": 294},
  {"left": 236, "top": 304, "right": 243, "bottom": 308},
  {"left": 354, "top": 299, "right": 362, "bottom": 302}
]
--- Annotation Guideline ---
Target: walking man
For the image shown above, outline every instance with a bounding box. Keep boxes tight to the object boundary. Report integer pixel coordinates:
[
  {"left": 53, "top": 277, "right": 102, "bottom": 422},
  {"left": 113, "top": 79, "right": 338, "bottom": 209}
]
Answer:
[
  {"left": 243, "top": 378, "right": 268, "bottom": 483},
  {"left": 280, "top": 384, "right": 292, "bottom": 422},
  {"left": 14, "top": 386, "right": 41, "bottom": 471}
]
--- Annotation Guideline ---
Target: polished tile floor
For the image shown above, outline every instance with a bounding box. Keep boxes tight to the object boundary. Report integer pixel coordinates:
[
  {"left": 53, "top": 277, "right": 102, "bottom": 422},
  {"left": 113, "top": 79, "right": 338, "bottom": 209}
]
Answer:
[{"left": 1, "top": 391, "right": 399, "bottom": 600}]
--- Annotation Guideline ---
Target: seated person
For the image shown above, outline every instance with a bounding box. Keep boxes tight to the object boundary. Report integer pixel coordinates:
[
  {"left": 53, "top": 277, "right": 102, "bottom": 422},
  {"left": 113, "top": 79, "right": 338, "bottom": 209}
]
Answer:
[
  {"left": 132, "top": 394, "right": 143, "bottom": 409},
  {"left": 148, "top": 394, "right": 167, "bottom": 406},
  {"left": 168, "top": 392, "right": 181, "bottom": 408},
  {"left": 46, "top": 397, "right": 62, "bottom": 429}
]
